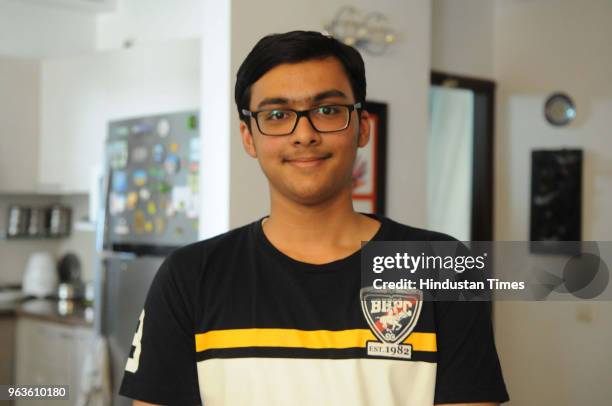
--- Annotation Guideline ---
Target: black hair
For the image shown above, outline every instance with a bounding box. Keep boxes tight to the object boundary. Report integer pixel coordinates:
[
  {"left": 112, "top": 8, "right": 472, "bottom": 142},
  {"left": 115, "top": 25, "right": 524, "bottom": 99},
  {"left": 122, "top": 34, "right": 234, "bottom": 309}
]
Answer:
[{"left": 235, "top": 30, "right": 366, "bottom": 124}]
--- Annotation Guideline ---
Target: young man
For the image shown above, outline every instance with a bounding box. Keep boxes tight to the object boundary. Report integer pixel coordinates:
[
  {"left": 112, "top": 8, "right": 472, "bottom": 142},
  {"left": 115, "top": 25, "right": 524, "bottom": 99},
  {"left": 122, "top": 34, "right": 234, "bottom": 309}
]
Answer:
[{"left": 120, "top": 31, "right": 509, "bottom": 405}]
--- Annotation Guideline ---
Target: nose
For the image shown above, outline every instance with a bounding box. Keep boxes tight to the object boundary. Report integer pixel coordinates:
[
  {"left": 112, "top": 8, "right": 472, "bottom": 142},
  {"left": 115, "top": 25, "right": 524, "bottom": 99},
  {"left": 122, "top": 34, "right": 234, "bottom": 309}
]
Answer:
[{"left": 291, "top": 114, "right": 321, "bottom": 146}]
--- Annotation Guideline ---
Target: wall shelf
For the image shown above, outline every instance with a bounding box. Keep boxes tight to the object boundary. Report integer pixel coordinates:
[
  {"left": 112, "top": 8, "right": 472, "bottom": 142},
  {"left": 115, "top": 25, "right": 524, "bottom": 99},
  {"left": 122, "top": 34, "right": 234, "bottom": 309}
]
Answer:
[{"left": 0, "top": 232, "right": 68, "bottom": 241}]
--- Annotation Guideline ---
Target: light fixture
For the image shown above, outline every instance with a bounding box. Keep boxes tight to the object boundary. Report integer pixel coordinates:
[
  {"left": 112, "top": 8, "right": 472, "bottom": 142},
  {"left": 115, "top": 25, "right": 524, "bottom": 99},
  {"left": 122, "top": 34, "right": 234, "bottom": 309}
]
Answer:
[{"left": 323, "top": 6, "right": 397, "bottom": 56}]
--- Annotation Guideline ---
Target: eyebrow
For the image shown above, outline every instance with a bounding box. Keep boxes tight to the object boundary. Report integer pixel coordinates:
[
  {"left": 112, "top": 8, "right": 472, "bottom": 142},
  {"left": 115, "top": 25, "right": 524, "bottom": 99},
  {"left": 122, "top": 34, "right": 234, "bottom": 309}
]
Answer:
[{"left": 256, "top": 89, "right": 348, "bottom": 109}]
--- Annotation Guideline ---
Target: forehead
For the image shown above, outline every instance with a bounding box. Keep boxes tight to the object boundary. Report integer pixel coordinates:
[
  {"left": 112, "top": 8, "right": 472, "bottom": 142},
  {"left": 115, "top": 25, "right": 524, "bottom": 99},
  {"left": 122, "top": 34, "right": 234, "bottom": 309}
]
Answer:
[{"left": 249, "top": 57, "right": 354, "bottom": 107}]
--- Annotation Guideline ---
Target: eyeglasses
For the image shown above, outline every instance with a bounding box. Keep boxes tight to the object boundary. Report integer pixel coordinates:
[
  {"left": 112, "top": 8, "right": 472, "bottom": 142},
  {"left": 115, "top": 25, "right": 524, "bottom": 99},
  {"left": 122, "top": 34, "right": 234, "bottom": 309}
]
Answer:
[{"left": 241, "top": 103, "right": 362, "bottom": 136}]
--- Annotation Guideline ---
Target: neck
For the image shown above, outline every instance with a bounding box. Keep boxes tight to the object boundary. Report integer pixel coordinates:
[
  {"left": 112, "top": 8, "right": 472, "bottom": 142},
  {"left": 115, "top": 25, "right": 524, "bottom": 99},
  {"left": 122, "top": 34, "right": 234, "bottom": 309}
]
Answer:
[
  {"left": 263, "top": 185, "right": 377, "bottom": 252},
  {"left": 261, "top": 184, "right": 382, "bottom": 264}
]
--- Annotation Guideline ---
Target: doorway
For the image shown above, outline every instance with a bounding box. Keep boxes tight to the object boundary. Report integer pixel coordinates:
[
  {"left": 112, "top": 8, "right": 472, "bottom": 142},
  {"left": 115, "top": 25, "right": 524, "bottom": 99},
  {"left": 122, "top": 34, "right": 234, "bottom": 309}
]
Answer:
[{"left": 428, "top": 71, "right": 495, "bottom": 241}]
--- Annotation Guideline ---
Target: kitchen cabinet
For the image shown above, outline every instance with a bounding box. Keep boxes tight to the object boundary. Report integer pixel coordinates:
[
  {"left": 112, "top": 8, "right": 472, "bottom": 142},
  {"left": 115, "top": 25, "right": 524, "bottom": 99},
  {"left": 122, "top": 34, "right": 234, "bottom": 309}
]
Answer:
[
  {"left": 0, "top": 39, "right": 200, "bottom": 195},
  {"left": 14, "top": 317, "right": 94, "bottom": 406},
  {"left": 0, "top": 58, "right": 41, "bottom": 193},
  {"left": 39, "top": 39, "right": 200, "bottom": 194},
  {"left": 38, "top": 55, "right": 109, "bottom": 194},
  {"left": 0, "top": 316, "right": 16, "bottom": 386}
]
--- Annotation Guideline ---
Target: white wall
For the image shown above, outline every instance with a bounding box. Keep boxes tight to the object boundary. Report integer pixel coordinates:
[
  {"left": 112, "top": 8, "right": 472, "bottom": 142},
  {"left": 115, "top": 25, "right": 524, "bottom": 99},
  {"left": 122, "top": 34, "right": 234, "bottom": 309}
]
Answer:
[
  {"left": 492, "top": 1, "right": 612, "bottom": 405},
  {"left": 0, "top": 0, "right": 96, "bottom": 57},
  {"left": 96, "top": 0, "right": 202, "bottom": 50},
  {"left": 431, "top": 0, "right": 495, "bottom": 79},
  {"left": 431, "top": 1, "right": 612, "bottom": 404},
  {"left": 214, "top": 0, "right": 432, "bottom": 229},
  {"left": 494, "top": 0, "right": 612, "bottom": 241},
  {"left": 200, "top": 0, "right": 231, "bottom": 237}
]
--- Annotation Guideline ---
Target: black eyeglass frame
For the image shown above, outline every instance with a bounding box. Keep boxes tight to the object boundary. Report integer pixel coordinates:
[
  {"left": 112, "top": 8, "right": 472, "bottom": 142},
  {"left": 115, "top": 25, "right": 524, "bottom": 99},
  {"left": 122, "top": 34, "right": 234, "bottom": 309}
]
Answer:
[{"left": 241, "top": 102, "right": 362, "bottom": 136}]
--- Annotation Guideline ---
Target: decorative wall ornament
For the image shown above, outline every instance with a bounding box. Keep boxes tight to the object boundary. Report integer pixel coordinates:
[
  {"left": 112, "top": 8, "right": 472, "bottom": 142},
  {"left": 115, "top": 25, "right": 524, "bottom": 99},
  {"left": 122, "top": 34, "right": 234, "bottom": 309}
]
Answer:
[
  {"left": 530, "top": 149, "right": 582, "bottom": 254},
  {"left": 323, "top": 6, "right": 397, "bottom": 56},
  {"left": 352, "top": 101, "right": 387, "bottom": 215}
]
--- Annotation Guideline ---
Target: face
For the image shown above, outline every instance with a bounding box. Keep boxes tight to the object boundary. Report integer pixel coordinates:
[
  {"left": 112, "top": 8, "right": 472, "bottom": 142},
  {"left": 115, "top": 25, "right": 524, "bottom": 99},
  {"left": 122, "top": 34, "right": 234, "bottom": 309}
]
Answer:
[{"left": 240, "top": 57, "right": 370, "bottom": 206}]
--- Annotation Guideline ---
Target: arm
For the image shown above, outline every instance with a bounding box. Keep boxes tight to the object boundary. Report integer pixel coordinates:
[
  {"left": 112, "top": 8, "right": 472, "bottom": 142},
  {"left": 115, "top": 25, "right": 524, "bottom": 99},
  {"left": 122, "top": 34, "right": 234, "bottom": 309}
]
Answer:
[
  {"left": 433, "top": 300, "right": 509, "bottom": 404},
  {"left": 119, "top": 253, "right": 202, "bottom": 405},
  {"left": 133, "top": 401, "right": 160, "bottom": 406}
]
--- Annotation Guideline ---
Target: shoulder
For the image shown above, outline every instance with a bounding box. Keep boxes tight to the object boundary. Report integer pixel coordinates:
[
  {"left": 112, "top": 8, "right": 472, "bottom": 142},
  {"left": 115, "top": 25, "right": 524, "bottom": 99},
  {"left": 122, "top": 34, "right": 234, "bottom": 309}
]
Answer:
[
  {"left": 154, "top": 220, "right": 257, "bottom": 289},
  {"left": 380, "top": 216, "right": 458, "bottom": 242},
  {"left": 165, "top": 220, "right": 256, "bottom": 271}
]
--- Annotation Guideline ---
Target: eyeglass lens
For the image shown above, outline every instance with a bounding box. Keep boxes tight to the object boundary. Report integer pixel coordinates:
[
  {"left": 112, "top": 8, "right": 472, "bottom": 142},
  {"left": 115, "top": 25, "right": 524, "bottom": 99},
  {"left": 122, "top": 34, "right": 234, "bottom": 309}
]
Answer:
[{"left": 257, "top": 105, "right": 351, "bottom": 135}]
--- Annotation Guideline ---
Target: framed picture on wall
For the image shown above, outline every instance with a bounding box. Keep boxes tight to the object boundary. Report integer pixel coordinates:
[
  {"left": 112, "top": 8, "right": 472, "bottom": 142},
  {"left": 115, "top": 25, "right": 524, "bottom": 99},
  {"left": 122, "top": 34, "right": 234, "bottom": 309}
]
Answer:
[
  {"left": 352, "top": 101, "right": 387, "bottom": 215},
  {"left": 529, "top": 149, "right": 583, "bottom": 255}
]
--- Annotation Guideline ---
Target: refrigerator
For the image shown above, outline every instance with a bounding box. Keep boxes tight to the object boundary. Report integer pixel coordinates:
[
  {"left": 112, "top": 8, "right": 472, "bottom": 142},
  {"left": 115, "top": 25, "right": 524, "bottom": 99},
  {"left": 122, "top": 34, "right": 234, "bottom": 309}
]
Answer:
[{"left": 94, "top": 111, "right": 200, "bottom": 406}]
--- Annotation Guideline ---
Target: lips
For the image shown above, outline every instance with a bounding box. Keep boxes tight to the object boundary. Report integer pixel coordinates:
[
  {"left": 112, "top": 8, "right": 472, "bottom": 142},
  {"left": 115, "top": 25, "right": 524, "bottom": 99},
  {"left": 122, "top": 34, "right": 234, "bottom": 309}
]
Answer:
[{"left": 283, "top": 153, "right": 332, "bottom": 167}]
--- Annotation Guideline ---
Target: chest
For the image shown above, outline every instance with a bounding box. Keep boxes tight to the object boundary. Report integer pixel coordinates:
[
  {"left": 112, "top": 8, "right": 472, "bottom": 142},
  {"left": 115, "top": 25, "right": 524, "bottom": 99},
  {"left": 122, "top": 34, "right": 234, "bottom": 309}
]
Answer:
[{"left": 197, "top": 251, "right": 436, "bottom": 338}]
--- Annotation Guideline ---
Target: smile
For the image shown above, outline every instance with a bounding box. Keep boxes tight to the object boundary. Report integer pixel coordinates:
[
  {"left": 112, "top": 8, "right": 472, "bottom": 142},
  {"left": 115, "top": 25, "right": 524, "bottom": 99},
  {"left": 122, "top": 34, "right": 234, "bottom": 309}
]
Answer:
[{"left": 283, "top": 154, "right": 332, "bottom": 168}]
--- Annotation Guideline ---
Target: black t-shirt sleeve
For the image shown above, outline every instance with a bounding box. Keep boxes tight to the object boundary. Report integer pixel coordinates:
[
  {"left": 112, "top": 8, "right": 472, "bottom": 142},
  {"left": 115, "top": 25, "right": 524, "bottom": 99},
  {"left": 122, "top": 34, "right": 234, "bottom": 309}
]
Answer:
[
  {"left": 119, "top": 253, "right": 201, "bottom": 405},
  {"left": 433, "top": 300, "right": 509, "bottom": 404}
]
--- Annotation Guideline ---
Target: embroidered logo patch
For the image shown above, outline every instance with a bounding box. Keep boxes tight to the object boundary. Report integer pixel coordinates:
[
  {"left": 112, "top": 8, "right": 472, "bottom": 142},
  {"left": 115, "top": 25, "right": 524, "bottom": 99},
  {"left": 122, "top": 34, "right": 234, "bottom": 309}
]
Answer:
[{"left": 360, "top": 288, "right": 423, "bottom": 359}]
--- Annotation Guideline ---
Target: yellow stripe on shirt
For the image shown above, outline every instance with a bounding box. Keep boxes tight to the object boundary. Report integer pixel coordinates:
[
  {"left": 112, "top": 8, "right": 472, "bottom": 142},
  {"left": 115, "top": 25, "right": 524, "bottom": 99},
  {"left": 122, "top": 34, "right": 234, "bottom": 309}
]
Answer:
[{"left": 195, "top": 328, "right": 436, "bottom": 353}]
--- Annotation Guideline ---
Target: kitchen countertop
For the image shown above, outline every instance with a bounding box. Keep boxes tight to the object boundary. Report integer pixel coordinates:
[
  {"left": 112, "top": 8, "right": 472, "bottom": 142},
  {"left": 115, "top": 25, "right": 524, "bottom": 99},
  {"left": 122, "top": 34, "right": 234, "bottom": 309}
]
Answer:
[
  {"left": 0, "top": 300, "right": 20, "bottom": 316},
  {"left": 0, "top": 298, "right": 93, "bottom": 327}
]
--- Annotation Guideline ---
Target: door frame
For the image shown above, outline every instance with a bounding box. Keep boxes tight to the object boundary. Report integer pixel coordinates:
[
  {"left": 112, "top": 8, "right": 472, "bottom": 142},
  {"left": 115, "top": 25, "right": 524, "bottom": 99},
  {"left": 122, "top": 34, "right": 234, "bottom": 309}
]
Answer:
[{"left": 430, "top": 71, "right": 496, "bottom": 241}]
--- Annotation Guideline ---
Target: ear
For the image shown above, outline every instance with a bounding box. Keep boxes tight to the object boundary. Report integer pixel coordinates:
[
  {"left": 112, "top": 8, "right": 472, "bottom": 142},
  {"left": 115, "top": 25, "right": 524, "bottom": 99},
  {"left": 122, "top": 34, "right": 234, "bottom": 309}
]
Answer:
[
  {"left": 357, "top": 110, "right": 371, "bottom": 148},
  {"left": 240, "top": 120, "right": 258, "bottom": 158}
]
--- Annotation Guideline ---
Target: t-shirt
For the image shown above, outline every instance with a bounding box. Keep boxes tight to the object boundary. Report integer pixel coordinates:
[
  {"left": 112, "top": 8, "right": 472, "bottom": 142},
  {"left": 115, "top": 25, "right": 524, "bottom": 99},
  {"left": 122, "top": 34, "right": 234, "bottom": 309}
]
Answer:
[{"left": 119, "top": 214, "right": 509, "bottom": 405}]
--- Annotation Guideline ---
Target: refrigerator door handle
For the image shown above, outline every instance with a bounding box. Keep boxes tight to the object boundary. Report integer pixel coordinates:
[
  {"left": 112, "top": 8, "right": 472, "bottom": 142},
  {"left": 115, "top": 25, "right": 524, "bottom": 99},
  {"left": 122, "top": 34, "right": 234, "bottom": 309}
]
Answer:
[
  {"left": 98, "top": 250, "right": 137, "bottom": 261},
  {"left": 95, "top": 169, "right": 112, "bottom": 253},
  {"left": 93, "top": 257, "right": 107, "bottom": 336}
]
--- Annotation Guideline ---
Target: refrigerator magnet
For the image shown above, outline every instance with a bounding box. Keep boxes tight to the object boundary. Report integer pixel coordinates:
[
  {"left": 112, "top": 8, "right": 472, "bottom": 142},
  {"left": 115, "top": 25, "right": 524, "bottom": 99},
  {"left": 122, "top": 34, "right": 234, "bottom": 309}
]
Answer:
[
  {"left": 139, "top": 188, "right": 151, "bottom": 201},
  {"left": 110, "top": 193, "right": 126, "bottom": 215},
  {"left": 134, "top": 210, "right": 145, "bottom": 234},
  {"left": 186, "top": 193, "right": 199, "bottom": 219},
  {"left": 157, "top": 119, "right": 170, "bottom": 137},
  {"left": 188, "top": 162, "right": 199, "bottom": 174},
  {"left": 165, "top": 203, "right": 176, "bottom": 217},
  {"left": 187, "top": 174, "right": 199, "bottom": 193},
  {"left": 112, "top": 171, "right": 128, "bottom": 193},
  {"left": 131, "top": 146, "right": 148, "bottom": 163},
  {"left": 144, "top": 221, "right": 154, "bottom": 233},
  {"left": 158, "top": 182, "right": 171, "bottom": 194},
  {"left": 113, "top": 126, "right": 130, "bottom": 137},
  {"left": 133, "top": 169, "right": 148, "bottom": 186},
  {"left": 126, "top": 192, "right": 138, "bottom": 210},
  {"left": 152, "top": 144, "right": 165, "bottom": 163},
  {"left": 109, "top": 141, "right": 128, "bottom": 169},
  {"left": 148, "top": 166, "right": 164, "bottom": 180},
  {"left": 171, "top": 186, "right": 190, "bottom": 212},
  {"left": 187, "top": 114, "right": 198, "bottom": 130},
  {"left": 114, "top": 218, "right": 130, "bottom": 235},
  {"left": 131, "top": 122, "right": 154, "bottom": 135},
  {"left": 147, "top": 201, "right": 157, "bottom": 215},
  {"left": 189, "top": 138, "right": 200, "bottom": 162},
  {"left": 155, "top": 217, "right": 166, "bottom": 235},
  {"left": 164, "top": 155, "right": 181, "bottom": 175}
]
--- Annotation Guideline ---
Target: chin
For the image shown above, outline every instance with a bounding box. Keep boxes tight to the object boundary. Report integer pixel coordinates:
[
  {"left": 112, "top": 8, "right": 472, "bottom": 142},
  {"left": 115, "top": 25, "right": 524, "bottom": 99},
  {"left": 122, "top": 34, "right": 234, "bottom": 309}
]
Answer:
[
  {"left": 283, "top": 181, "right": 349, "bottom": 206},
  {"left": 286, "top": 187, "right": 327, "bottom": 205}
]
